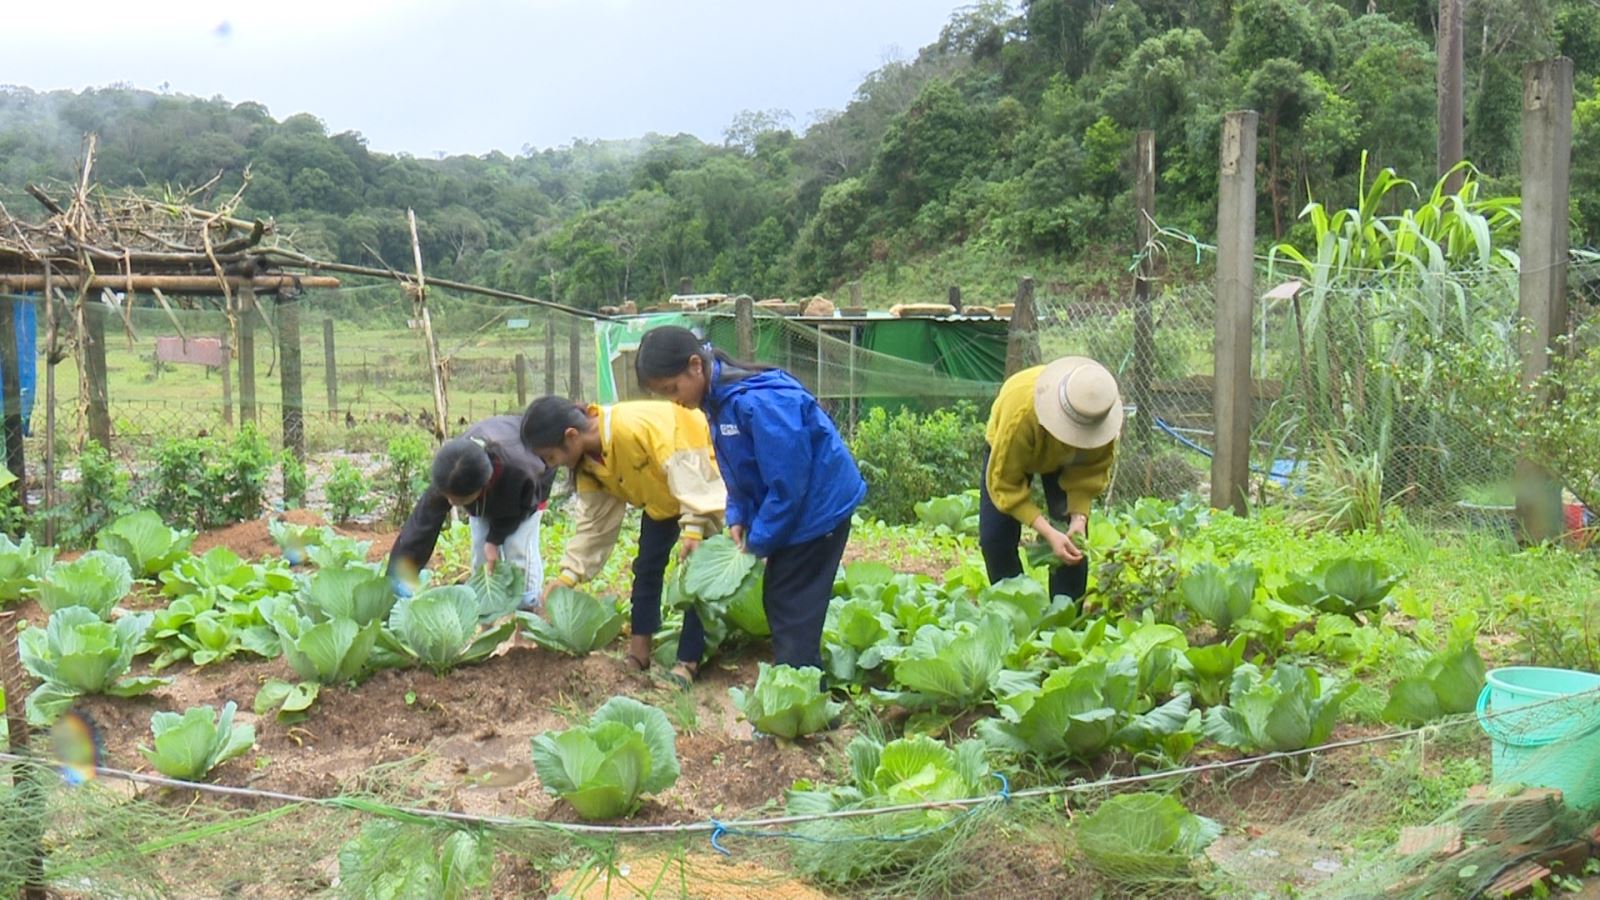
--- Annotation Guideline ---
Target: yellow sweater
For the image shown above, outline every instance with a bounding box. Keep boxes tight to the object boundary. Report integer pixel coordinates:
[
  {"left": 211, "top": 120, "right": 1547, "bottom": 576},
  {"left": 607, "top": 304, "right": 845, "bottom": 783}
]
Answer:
[
  {"left": 984, "top": 365, "right": 1116, "bottom": 524},
  {"left": 558, "top": 402, "right": 726, "bottom": 584}
]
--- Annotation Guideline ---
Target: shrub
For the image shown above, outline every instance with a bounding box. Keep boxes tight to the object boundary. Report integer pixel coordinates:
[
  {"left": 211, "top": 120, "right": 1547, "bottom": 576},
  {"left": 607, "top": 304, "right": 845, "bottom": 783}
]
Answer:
[
  {"left": 379, "top": 434, "right": 431, "bottom": 527},
  {"left": 850, "top": 403, "right": 985, "bottom": 524},
  {"left": 146, "top": 426, "right": 274, "bottom": 531},
  {"left": 324, "top": 460, "right": 374, "bottom": 524},
  {"left": 282, "top": 451, "right": 308, "bottom": 509},
  {"left": 47, "top": 443, "right": 135, "bottom": 548}
]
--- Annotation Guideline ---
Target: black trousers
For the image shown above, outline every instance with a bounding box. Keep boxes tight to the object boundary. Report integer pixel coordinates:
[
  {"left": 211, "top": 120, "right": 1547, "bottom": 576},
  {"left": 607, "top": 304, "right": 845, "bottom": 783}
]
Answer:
[
  {"left": 632, "top": 514, "right": 706, "bottom": 664},
  {"left": 977, "top": 446, "right": 1088, "bottom": 600},
  {"left": 762, "top": 521, "right": 852, "bottom": 670}
]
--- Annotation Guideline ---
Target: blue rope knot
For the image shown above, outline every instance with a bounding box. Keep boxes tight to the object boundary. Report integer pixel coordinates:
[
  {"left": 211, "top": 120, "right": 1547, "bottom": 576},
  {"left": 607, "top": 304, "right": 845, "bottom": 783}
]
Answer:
[
  {"left": 993, "top": 772, "right": 1011, "bottom": 802},
  {"left": 709, "top": 820, "right": 731, "bottom": 856}
]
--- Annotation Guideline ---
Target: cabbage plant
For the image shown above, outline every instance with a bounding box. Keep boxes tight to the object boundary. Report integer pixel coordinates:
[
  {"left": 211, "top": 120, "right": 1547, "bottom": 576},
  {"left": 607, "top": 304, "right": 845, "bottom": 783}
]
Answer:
[
  {"left": 262, "top": 596, "right": 381, "bottom": 684},
  {"left": 666, "top": 534, "right": 769, "bottom": 645},
  {"left": 530, "top": 696, "right": 679, "bottom": 820},
  {"left": 878, "top": 613, "right": 1015, "bottom": 710},
  {"left": 730, "top": 663, "right": 842, "bottom": 739},
  {"left": 138, "top": 702, "right": 256, "bottom": 780},
  {"left": 18, "top": 607, "right": 168, "bottom": 725},
  {"left": 95, "top": 510, "right": 196, "bottom": 578},
  {"left": 1278, "top": 557, "right": 1400, "bottom": 624},
  {"left": 338, "top": 820, "right": 492, "bottom": 900},
  {"left": 0, "top": 533, "right": 54, "bottom": 606},
  {"left": 298, "top": 563, "right": 396, "bottom": 626},
  {"left": 1202, "top": 662, "right": 1353, "bottom": 752},
  {"left": 35, "top": 551, "right": 135, "bottom": 619},
  {"left": 1177, "top": 560, "right": 1258, "bottom": 633},
  {"left": 517, "top": 587, "right": 624, "bottom": 656},
  {"left": 384, "top": 585, "right": 514, "bottom": 674},
  {"left": 1076, "top": 792, "right": 1221, "bottom": 882}
]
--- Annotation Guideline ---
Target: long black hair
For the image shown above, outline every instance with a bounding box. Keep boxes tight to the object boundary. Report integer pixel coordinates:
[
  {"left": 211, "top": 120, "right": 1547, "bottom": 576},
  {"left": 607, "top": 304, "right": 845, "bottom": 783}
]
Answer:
[
  {"left": 520, "top": 395, "right": 591, "bottom": 451},
  {"left": 634, "top": 326, "right": 768, "bottom": 387},
  {"left": 432, "top": 437, "right": 493, "bottom": 496}
]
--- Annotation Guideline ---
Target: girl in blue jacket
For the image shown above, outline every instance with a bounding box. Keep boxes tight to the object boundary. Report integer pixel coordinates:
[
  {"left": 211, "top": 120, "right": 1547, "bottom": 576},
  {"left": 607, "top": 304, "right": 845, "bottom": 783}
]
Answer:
[{"left": 635, "top": 326, "right": 866, "bottom": 684}]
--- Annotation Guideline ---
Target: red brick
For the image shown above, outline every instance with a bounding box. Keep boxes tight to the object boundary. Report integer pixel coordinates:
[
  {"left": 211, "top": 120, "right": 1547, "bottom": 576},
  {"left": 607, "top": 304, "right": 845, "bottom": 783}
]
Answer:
[
  {"left": 1485, "top": 861, "right": 1551, "bottom": 898},
  {"left": 1537, "top": 840, "right": 1595, "bottom": 874},
  {"left": 1458, "top": 787, "right": 1563, "bottom": 843},
  {"left": 1396, "top": 824, "right": 1464, "bottom": 859}
]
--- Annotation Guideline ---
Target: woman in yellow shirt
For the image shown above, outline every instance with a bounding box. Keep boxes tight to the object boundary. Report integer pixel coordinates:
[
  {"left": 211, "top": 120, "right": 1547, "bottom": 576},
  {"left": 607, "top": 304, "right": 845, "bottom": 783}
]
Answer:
[
  {"left": 521, "top": 396, "right": 726, "bottom": 680},
  {"left": 980, "top": 356, "right": 1121, "bottom": 603}
]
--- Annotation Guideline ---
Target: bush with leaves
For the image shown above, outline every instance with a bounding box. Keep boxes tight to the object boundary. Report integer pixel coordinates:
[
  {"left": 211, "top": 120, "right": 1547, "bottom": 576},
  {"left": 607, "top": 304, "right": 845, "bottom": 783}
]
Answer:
[
  {"left": 850, "top": 403, "right": 985, "bottom": 524},
  {"left": 146, "top": 426, "right": 275, "bottom": 530},
  {"left": 380, "top": 434, "right": 432, "bottom": 527},
  {"left": 530, "top": 696, "right": 679, "bottom": 820},
  {"left": 325, "top": 460, "right": 375, "bottom": 524},
  {"left": 138, "top": 702, "right": 256, "bottom": 780},
  {"left": 49, "top": 442, "right": 133, "bottom": 548}
]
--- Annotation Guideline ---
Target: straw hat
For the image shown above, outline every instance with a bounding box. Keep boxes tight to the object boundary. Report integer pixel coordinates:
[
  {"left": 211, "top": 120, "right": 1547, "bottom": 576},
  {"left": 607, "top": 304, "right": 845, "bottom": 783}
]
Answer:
[{"left": 1032, "top": 356, "right": 1123, "bottom": 447}]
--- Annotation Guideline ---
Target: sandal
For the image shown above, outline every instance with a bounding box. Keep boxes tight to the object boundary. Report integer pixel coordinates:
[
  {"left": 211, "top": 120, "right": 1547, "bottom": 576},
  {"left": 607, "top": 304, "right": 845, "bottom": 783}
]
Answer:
[{"left": 666, "top": 661, "right": 700, "bottom": 690}]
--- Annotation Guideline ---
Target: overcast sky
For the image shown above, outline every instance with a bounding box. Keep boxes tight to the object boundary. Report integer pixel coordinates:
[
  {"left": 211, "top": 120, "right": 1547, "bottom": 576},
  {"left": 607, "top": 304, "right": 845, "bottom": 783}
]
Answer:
[{"left": 7, "top": 0, "right": 963, "bottom": 157}]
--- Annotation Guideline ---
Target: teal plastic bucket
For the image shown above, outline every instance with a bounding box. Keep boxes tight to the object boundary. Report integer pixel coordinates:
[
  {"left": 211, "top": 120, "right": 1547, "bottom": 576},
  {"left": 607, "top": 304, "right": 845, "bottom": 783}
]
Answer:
[{"left": 1476, "top": 666, "right": 1600, "bottom": 810}]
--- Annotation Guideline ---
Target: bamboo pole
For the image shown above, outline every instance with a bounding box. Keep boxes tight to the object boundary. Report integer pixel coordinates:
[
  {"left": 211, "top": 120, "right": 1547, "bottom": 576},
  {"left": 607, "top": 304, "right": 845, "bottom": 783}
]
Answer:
[
  {"left": 0, "top": 274, "right": 340, "bottom": 292},
  {"left": 43, "top": 273, "right": 56, "bottom": 545},
  {"left": 408, "top": 209, "right": 448, "bottom": 443}
]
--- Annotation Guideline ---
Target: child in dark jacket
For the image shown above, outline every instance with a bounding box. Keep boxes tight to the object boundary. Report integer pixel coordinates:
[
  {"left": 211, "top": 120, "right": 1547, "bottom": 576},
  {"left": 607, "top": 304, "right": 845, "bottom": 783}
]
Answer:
[
  {"left": 634, "top": 326, "right": 865, "bottom": 682},
  {"left": 387, "top": 415, "right": 556, "bottom": 609}
]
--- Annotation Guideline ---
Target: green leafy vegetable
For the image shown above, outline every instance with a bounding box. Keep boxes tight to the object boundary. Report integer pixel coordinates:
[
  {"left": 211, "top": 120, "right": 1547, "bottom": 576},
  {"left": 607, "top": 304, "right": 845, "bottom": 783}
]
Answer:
[
  {"left": 683, "top": 534, "right": 755, "bottom": 599},
  {"left": 17, "top": 607, "right": 169, "bottom": 725},
  {"left": 95, "top": 510, "right": 196, "bottom": 578},
  {"left": 517, "top": 587, "right": 624, "bottom": 656},
  {"left": 1202, "top": 662, "right": 1353, "bottom": 752},
  {"left": 468, "top": 562, "right": 523, "bottom": 623},
  {"left": 263, "top": 596, "right": 382, "bottom": 685},
  {"left": 1177, "top": 560, "right": 1258, "bottom": 633},
  {"left": 667, "top": 536, "right": 768, "bottom": 646},
  {"left": 1381, "top": 641, "right": 1486, "bottom": 725},
  {"left": 0, "top": 534, "right": 54, "bottom": 606},
  {"left": 912, "top": 490, "right": 980, "bottom": 535},
  {"left": 384, "top": 585, "right": 515, "bottom": 674},
  {"left": 35, "top": 551, "right": 135, "bottom": 619},
  {"left": 1183, "top": 634, "right": 1249, "bottom": 707},
  {"left": 138, "top": 702, "right": 256, "bottom": 780},
  {"left": 253, "top": 678, "right": 321, "bottom": 722},
  {"left": 530, "top": 696, "right": 679, "bottom": 820},
  {"left": 882, "top": 613, "right": 1013, "bottom": 709},
  {"left": 730, "top": 663, "right": 842, "bottom": 738},
  {"left": 1279, "top": 558, "right": 1400, "bottom": 623},
  {"left": 299, "top": 563, "right": 397, "bottom": 626},
  {"left": 337, "top": 820, "right": 493, "bottom": 900},
  {"left": 1076, "top": 792, "right": 1222, "bottom": 881},
  {"left": 785, "top": 734, "right": 991, "bottom": 883},
  {"left": 977, "top": 657, "right": 1153, "bottom": 761}
]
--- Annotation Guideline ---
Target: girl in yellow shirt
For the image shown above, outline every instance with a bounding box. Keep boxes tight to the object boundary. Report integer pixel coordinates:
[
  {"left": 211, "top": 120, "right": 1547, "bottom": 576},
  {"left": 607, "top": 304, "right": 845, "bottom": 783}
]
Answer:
[
  {"left": 981, "top": 356, "right": 1121, "bottom": 603},
  {"left": 521, "top": 396, "right": 726, "bottom": 681}
]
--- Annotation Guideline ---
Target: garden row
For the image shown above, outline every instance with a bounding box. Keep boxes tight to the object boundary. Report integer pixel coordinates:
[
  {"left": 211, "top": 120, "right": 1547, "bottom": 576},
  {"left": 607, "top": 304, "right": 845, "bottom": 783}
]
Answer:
[{"left": 2, "top": 496, "right": 1495, "bottom": 888}]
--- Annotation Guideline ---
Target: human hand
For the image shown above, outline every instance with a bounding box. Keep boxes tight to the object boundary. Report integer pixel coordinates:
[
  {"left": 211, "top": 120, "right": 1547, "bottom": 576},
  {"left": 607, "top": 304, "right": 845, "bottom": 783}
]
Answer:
[
  {"left": 1045, "top": 524, "right": 1084, "bottom": 565},
  {"left": 728, "top": 525, "right": 746, "bottom": 552},
  {"left": 679, "top": 536, "right": 701, "bottom": 560},
  {"left": 483, "top": 542, "right": 499, "bottom": 575}
]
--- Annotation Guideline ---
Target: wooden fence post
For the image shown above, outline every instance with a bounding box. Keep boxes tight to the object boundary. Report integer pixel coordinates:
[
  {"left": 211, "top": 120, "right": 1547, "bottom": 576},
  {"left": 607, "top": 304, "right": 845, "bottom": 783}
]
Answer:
[
  {"left": 85, "top": 301, "right": 112, "bottom": 448},
  {"left": 219, "top": 329, "right": 233, "bottom": 426},
  {"left": 1516, "top": 58, "right": 1574, "bottom": 543},
  {"left": 1004, "top": 276, "right": 1040, "bottom": 376},
  {"left": 515, "top": 352, "right": 528, "bottom": 408},
  {"left": 237, "top": 284, "right": 257, "bottom": 425},
  {"left": 323, "top": 316, "right": 338, "bottom": 420},
  {"left": 735, "top": 295, "right": 755, "bottom": 360},
  {"left": 1131, "top": 129, "right": 1157, "bottom": 449},
  {"left": 0, "top": 297, "right": 27, "bottom": 496},
  {"left": 0, "top": 608, "right": 48, "bottom": 900},
  {"left": 544, "top": 319, "right": 557, "bottom": 396},
  {"left": 1437, "top": 0, "right": 1466, "bottom": 194},
  {"left": 278, "top": 290, "right": 305, "bottom": 460},
  {"left": 568, "top": 317, "right": 583, "bottom": 399},
  {"left": 948, "top": 285, "right": 962, "bottom": 312},
  {"left": 1212, "top": 110, "right": 1258, "bottom": 516}
]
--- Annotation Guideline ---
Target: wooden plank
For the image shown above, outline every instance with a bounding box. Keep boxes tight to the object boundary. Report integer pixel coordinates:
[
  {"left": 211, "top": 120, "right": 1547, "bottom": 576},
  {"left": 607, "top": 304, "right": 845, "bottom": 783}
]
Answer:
[
  {"left": 1212, "top": 110, "right": 1258, "bottom": 515},
  {"left": 1516, "top": 59, "right": 1574, "bottom": 543},
  {"left": 155, "top": 336, "right": 225, "bottom": 367}
]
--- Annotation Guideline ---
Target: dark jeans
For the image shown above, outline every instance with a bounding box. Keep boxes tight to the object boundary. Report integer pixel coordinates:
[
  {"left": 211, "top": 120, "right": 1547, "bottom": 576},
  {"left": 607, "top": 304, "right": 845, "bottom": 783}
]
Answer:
[
  {"left": 977, "top": 446, "right": 1088, "bottom": 601},
  {"left": 763, "top": 520, "right": 852, "bottom": 670},
  {"left": 632, "top": 514, "right": 707, "bottom": 665}
]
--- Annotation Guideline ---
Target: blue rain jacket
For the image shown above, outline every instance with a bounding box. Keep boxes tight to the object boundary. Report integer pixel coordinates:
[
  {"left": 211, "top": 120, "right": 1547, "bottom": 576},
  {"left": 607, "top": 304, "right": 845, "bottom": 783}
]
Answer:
[{"left": 703, "top": 361, "right": 866, "bottom": 558}]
